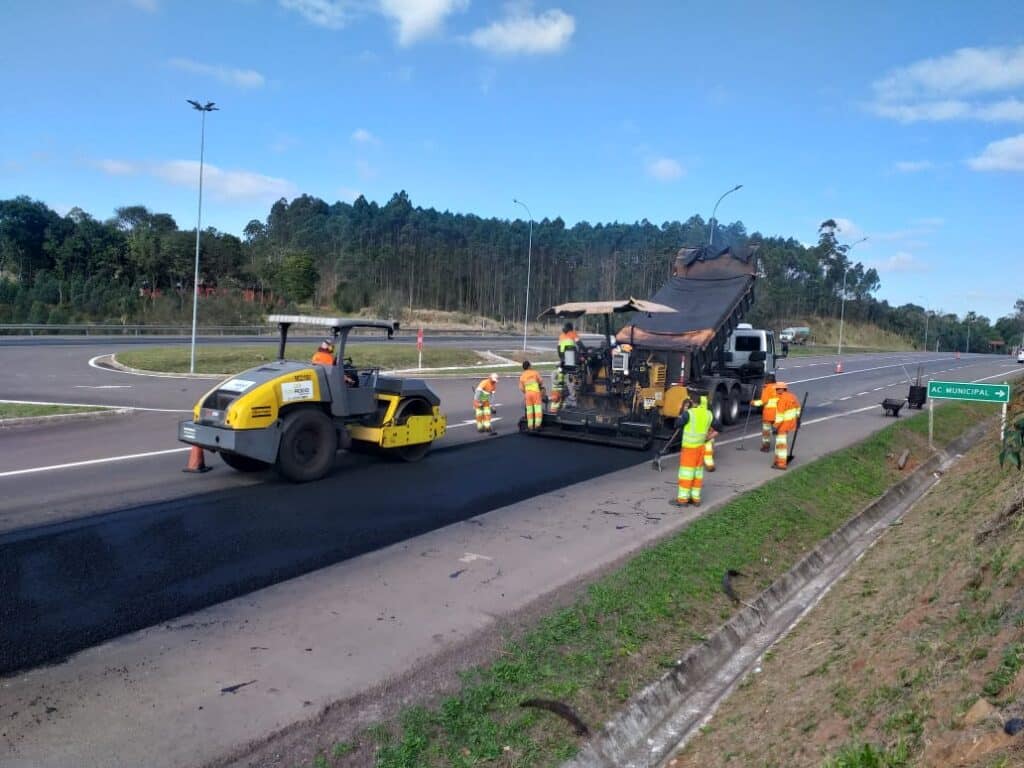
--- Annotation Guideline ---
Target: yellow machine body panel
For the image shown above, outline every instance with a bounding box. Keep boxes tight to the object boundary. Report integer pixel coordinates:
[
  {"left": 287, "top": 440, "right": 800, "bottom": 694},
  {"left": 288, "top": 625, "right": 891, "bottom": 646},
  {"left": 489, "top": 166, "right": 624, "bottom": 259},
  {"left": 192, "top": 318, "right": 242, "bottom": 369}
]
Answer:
[
  {"left": 347, "top": 399, "right": 446, "bottom": 447},
  {"left": 193, "top": 368, "right": 321, "bottom": 428}
]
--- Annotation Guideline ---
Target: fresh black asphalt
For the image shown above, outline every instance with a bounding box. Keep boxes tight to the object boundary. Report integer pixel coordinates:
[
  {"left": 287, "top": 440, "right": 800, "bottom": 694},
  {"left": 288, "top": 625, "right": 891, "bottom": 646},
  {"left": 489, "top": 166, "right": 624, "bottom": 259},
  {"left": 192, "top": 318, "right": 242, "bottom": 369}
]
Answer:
[{"left": 0, "top": 434, "right": 643, "bottom": 675}]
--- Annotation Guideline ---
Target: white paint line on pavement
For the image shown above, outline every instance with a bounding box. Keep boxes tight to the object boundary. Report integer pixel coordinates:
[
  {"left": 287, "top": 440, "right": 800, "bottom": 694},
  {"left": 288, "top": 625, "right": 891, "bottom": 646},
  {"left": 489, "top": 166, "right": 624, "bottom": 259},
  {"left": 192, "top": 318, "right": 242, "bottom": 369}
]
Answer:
[
  {"left": 0, "top": 447, "right": 191, "bottom": 479},
  {"left": 449, "top": 416, "right": 504, "bottom": 429},
  {"left": 857, "top": 391, "right": 869, "bottom": 396},
  {"left": 74, "top": 385, "right": 132, "bottom": 389},
  {"left": 0, "top": 399, "right": 190, "bottom": 414},
  {"left": 839, "top": 396, "right": 851, "bottom": 401},
  {"left": 87, "top": 354, "right": 221, "bottom": 380}
]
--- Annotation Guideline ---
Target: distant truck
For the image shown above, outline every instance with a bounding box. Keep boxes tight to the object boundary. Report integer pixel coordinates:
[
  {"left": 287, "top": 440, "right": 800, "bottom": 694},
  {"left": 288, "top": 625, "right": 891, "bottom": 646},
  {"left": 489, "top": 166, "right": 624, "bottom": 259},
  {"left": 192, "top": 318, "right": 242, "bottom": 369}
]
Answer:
[{"left": 779, "top": 326, "right": 811, "bottom": 345}]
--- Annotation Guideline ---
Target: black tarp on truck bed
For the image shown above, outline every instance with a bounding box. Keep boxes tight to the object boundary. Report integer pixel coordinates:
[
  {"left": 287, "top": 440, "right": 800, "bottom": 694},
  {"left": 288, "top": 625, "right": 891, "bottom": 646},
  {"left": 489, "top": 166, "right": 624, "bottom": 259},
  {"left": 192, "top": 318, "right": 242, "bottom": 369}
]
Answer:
[{"left": 617, "top": 245, "right": 758, "bottom": 351}]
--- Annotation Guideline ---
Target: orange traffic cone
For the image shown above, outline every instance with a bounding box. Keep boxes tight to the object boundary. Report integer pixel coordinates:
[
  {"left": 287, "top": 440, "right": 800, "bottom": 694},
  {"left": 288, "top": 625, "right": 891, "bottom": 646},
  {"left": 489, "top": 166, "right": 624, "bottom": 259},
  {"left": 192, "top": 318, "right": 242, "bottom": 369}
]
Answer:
[
  {"left": 834, "top": 360, "right": 844, "bottom": 374},
  {"left": 183, "top": 445, "right": 212, "bottom": 473}
]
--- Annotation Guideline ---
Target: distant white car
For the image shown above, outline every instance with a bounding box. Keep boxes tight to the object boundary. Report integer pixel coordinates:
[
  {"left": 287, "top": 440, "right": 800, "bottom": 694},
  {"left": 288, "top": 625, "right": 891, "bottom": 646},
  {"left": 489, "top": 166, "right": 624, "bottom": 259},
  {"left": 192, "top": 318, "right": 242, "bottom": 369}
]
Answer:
[{"left": 1018, "top": 349, "right": 1024, "bottom": 364}]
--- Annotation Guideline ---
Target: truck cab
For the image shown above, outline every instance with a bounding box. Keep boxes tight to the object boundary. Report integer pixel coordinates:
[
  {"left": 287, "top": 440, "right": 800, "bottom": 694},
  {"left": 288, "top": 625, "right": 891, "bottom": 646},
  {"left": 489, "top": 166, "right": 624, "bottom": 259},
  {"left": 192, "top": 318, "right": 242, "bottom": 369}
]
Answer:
[{"left": 725, "top": 324, "right": 786, "bottom": 375}]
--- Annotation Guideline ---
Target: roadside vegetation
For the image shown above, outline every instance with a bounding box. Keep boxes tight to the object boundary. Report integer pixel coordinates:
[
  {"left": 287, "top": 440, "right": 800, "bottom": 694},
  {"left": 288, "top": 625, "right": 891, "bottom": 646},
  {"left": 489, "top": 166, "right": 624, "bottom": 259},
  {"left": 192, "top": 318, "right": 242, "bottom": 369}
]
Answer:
[
  {"left": 287, "top": 399, "right": 986, "bottom": 768},
  {"left": 115, "top": 345, "right": 487, "bottom": 375},
  {"left": 0, "top": 403, "right": 103, "bottom": 418},
  {"left": 675, "top": 384, "right": 1024, "bottom": 768}
]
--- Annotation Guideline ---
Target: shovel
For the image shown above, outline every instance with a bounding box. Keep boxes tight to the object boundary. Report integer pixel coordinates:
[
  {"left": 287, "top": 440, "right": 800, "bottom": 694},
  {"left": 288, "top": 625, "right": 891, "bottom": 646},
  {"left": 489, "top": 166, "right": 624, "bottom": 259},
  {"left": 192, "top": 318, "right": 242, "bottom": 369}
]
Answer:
[
  {"left": 786, "top": 391, "right": 810, "bottom": 464},
  {"left": 652, "top": 425, "right": 682, "bottom": 471}
]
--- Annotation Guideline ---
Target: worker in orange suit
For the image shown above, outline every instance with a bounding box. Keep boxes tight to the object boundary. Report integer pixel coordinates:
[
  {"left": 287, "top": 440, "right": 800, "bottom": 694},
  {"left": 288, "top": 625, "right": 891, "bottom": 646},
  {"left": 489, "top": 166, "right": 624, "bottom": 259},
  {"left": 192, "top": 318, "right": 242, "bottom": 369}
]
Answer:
[
  {"left": 519, "top": 360, "right": 545, "bottom": 431},
  {"left": 311, "top": 339, "right": 334, "bottom": 365},
  {"left": 672, "top": 395, "right": 719, "bottom": 507},
  {"left": 751, "top": 373, "right": 779, "bottom": 453},
  {"left": 772, "top": 381, "right": 802, "bottom": 470},
  {"left": 474, "top": 373, "right": 499, "bottom": 435}
]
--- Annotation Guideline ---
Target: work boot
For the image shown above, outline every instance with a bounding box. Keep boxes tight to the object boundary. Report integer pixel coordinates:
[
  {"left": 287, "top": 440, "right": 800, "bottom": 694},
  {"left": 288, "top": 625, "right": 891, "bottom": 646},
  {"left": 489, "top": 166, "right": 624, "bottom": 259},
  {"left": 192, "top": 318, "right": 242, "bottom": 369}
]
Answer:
[
  {"left": 669, "top": 498, "right": 690, "bottom": 507},
  {"left": 771, "top": 464, "right": 786, "bottom": 471},
  {"left": 760, "top": 445, "right": 770, "bottom": 453},
  {"left": 488, "top": 429, "right": 498, "bottom": 436},
  {"left": 691, "top": 500, "right": 701, "bottom": 507},
  {"left": 705, "top": 465, "right": 715, "bottom": 473}
]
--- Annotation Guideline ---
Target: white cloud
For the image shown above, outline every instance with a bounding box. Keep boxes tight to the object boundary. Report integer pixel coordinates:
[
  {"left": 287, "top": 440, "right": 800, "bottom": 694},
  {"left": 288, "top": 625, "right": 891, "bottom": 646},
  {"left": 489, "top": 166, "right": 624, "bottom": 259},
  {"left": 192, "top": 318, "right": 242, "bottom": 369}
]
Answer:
[
  {"left": 169, "top": 58, "right": 265, "bottom": 89},
  {"left": 154, "top": 161, "right": 298, "bottom": 202},
  {"left": 351, "top": 128, "right": 379, "bottom": 144},
  {"left": 832, "top": 217, "right": 864, "bottom": 239},
  {"left": 129, "top": 0, "right": 158, "bottom": 11},
  {"left": 645, "top": 157, "right": 683, "bottom": 181},
  {"left": 870, "top": 46, "right": 1024, "bottom": 125},
  {"left": 95, "top": 159, "right": 138, "bottom": 176},
  {"left": 893, "top": 160, "right": 933, "bottom": 173},
  {"left": 874, "top": 45, "right": 1024, "bottom": 100},
  {"left": 279, "top": 0, "right": 351, "bottom": 29},
  {"left": 380, "top": 0, "right": 468, "bottom": 46},
  {"left": 968, "top": 133, "right": 1024, "bottom": 172},
  {"left": 870, "top": 251, "right": 930, "bottom": 274},
  {"left": 468, "top": 7, "right": 575, "bottom": 55}
]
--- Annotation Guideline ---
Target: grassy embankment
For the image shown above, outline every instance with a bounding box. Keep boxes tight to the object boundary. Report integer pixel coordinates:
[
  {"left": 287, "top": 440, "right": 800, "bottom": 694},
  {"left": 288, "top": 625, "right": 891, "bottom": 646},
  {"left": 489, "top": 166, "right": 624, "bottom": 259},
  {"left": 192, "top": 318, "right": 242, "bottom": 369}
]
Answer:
[
  {"left": 0, "top": 403, "right": 102, "bottom": 418},
  {"left": 780, "top": 318, "right": 917, "bottom": 357},
  {"left": 116, "top": 345, "right": 488, "bottom": 375},
  {"left": 290, "top": 399, "right": 988, "bottom": 768},
  {"left": 677, "top": 385, "right": 1024, "bottom": 768}
]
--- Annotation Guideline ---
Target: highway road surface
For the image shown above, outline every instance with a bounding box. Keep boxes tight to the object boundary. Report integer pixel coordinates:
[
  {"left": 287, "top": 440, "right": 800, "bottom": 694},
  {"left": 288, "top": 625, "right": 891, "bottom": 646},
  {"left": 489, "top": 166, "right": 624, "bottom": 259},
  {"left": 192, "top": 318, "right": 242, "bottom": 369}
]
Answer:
[{"left": 1, "top": 339, "right": 1021, "bottom": 768}]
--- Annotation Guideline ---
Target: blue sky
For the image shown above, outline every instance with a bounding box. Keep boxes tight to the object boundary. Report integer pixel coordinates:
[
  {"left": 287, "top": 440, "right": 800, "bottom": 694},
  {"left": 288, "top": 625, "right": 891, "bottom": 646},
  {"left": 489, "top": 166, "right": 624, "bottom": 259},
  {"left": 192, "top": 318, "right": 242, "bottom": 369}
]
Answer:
[{"left": 1, "top": 0, "right": 1022, "bottom": 321}]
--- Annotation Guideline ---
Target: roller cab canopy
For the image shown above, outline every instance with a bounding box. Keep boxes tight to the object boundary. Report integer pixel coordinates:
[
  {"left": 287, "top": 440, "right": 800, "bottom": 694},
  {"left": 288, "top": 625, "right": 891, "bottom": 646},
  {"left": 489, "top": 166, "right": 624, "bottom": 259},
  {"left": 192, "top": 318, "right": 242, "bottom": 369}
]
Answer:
[
  {"left": 617, "top": 244, "right": 759, "bottom": 351},
  {"left": 538, "top": 298, "right": 677, "bottom": 319},
  {"left": 267, "top": 314, "right": 399, "bottom": 336}
]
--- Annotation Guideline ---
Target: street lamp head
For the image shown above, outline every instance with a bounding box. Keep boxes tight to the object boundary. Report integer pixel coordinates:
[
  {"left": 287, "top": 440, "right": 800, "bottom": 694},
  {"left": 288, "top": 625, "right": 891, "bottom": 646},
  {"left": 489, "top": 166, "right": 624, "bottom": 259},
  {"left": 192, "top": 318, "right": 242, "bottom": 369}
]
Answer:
[
  {"left": 732, "top": 184, "right": 743, "bottom": 192},
  {"left": 187, "top": 99, "right": 218, "bottom": 112}
]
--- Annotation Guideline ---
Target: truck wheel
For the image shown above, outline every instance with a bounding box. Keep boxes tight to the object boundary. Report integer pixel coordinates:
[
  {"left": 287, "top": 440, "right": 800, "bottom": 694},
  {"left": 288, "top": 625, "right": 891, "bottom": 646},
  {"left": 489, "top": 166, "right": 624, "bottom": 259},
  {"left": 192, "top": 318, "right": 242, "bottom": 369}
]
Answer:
[
  {"left": 392, "top": 397, "right": 433, "bottom": 462},
  {"left": 710, "top": 388, "right": 725, "bottom": 426},
  {"left": 723, "top": 387, "right": 741, "bottom": 425},
  {"left": 220, "top": 452, "right": 271, "bottom": 472},
  {"left": 277, "top": 408, "right": 338, "bottom": 482}
]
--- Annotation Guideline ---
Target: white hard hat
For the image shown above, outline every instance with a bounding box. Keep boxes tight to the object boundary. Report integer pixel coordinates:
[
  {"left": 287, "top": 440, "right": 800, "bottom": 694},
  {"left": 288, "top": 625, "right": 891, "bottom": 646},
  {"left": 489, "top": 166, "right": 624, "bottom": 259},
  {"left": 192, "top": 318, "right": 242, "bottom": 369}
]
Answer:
[{"left": 489, "top": 373, "right": 499, "bottom": 383}]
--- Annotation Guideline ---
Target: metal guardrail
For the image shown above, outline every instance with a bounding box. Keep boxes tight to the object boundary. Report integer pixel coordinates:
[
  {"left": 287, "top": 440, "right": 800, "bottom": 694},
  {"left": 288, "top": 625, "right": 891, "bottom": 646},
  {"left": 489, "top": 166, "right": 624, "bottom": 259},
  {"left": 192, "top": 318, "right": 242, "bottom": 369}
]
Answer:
[{"left": 0, "top": 323, "right": 518, "bottom": 337}]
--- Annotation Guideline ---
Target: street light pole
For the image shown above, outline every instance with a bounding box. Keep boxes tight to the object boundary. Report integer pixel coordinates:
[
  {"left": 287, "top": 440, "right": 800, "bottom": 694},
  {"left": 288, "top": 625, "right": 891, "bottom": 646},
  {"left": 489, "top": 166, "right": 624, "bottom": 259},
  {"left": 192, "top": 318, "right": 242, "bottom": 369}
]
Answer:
[
  {"left": 966, "top": 316, "right": 972, "bottom": 354},
  {"left": 708, "top": 184, "right": 743, "bottom": 247},
  {"left": 513, "top": 198, "right": 533, "bottom": 351},
  {"left": 187, "top": 99, "right": 218, "bottom": 374},
  {"left": 836, "top": 236, "right": 868, "bottom": 358}
]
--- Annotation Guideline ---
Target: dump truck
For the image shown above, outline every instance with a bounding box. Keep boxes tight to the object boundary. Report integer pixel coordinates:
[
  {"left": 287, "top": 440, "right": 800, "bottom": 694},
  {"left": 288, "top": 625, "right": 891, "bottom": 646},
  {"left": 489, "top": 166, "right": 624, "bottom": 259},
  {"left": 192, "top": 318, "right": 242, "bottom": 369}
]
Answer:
[
  {"left": 779, "top": 326, "right": 811, "bottom": 345},
  {"left": 178, "top": 315, "right": 446, "bottom": 482},
  {"left": 522, "top": 245, "right": 785, "bottom": 448}
]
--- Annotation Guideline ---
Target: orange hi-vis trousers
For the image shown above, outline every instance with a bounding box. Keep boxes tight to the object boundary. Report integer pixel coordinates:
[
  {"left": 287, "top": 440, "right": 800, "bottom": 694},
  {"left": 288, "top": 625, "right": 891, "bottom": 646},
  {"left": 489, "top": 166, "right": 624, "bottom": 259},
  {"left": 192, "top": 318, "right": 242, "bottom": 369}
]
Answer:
[
  {"left": 761, "top": 420, "right": 773, "bottom": 449},
  {"left": 774, "top": 432, "right": 789, "bottom": 468},
  {"left": 474, "top": 399, "right": 492, "bottom": 431},
  {"left": 524, "top": 390, "right": 543, "bottom": 429},
  {"left": 677, "top": 446, "right": 706, "bottom": 503}
]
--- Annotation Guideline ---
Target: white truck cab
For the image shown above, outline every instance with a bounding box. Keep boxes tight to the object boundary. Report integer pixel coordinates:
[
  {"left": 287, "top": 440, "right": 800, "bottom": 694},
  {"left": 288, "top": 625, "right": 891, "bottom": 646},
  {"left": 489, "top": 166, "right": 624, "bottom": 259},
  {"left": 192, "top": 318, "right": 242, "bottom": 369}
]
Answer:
[{"left": 725, "top": 323, "right": 786, "bottom": 373}]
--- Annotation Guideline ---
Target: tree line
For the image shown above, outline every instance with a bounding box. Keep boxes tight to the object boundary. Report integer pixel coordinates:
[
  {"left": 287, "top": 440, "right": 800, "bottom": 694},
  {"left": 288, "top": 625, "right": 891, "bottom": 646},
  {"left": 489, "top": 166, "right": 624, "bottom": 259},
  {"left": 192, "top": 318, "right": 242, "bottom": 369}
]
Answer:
[{"left": 1, "top": 193, "right": 1021, "bottom": 351}]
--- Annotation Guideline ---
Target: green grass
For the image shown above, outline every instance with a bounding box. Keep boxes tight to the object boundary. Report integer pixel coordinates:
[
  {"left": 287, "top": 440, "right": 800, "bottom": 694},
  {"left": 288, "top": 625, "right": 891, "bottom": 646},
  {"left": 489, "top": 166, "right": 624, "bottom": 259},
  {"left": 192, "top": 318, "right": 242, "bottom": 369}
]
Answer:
[
  {"left": 319, "top": 399, "right": 983, "bottom": 768},
  {"left": 982, "top": 643, "right": 1024, "bottom": 698},
  {"left": 116, "top": 344, "right": 485, "bottom": 375},
  {"left": 0, "top": 403, "right": 103, "bottom": 418},
  {"left": 822, "top": 740, "right": 911, "bottom": 768}
]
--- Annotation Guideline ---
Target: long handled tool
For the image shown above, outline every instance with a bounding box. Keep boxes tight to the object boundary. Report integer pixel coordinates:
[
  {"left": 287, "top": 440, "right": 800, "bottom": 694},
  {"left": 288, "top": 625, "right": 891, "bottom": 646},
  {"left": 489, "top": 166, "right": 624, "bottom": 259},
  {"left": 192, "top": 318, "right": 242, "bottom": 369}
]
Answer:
[
  {"left": 786, "top": 391, "right": 810, "bottom": 464},
  {"left": 736, "top": 399, "right": 755, "bottom": 451},
  {"left": 651, "top": 425, "right": 682, "bottom": 471}
]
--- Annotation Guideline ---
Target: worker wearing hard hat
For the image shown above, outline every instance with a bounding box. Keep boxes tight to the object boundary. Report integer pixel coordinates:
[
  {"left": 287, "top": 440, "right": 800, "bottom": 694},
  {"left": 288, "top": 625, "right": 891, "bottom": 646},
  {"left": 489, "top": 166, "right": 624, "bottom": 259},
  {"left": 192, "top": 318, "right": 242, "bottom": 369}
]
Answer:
[
  {"left": 751, "top": 373, "right": 779, "bottom": 453},
  {"left": 558, "top": 322, "right": 582, "bottom": 366},
  {"left": 474, "top": 373, "right": 499, "bottom": 435},
  {"left": 672, "top": 393, "right": 720, "bottom": 507},
  {"left": 311, "top": 339, "right": 334, "bottom": 365},
  {"left": 519, "top": 361, "right": 545, "bottom": 431},
  {"left": 772, "top": 382, "right": 802, "bottom": 470}
]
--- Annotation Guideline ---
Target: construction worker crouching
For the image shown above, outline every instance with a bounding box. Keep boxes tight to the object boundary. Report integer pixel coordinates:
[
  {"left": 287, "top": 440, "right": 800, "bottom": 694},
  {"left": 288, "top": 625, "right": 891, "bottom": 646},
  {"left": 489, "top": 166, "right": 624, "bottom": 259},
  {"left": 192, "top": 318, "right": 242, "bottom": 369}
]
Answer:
[
  {"left": 519, "top": 361, "right": 545, "bottom": 431},
  {"left": 751, "top": 373, "right": 779, "bottom": 453},
  {"left": 548, "top": 366, "right": 566, "bottom": 414},
  {"left": 474, "top": 373, "right": 499, "bottom": 435},
  {"left": 311, "top": 339, "right": 334, "bottom": 365},
  {"left": 672, "top": 394, "right": 720, "bottom": 507},
  {"left": 771, "top": 382, "right": 802, "bottom": 470}
]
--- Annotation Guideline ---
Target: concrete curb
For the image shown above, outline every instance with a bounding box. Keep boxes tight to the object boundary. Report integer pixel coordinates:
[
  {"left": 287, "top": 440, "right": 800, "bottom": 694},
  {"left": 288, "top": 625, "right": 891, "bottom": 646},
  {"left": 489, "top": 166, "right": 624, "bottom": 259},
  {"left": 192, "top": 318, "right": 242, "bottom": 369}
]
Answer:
[
  {"left": 564, "top": 419, "right": 992, "bottom": 768},
  {"left": 102, "top": 355, "right": 222, "bottom": 380},
  {"left": 0, "top": 408, "right": 132, "bottom": 430}
]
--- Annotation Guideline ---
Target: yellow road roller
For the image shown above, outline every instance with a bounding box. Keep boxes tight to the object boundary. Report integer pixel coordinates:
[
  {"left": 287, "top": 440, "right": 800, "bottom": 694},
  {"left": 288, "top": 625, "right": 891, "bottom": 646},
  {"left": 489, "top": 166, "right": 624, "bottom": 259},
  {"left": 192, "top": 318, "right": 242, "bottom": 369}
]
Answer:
[{"left": 177, "top": 315, "right": 447, "bottom": 482}]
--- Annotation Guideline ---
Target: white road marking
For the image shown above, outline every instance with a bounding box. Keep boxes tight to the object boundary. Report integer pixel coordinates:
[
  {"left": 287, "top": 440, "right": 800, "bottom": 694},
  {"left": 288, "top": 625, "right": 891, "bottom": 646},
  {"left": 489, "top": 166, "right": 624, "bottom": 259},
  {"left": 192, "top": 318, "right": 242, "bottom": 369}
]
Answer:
[
  {"left": 87, "top": 354, "right": 220, "bottom": 380},
  {"left": 0, "top": 399, "right": 190, "bottom": 414},
  {"left": 459, "top": 552, "right": 493, "bottom": 563},
  {"left": 73, "top": 385, "right": 132, "bottom": 389},
  {"left": 856, "top": 391, "right": 869, "bottom": 396},
  {"left": 449, "top": 416, "right": 504, "bottom": 429},
  {"left": 0, "top": 447, "right": 191, "bottom": 479},
  {"left": 839, "top": 396, "right": 852, "bottom": 401}
]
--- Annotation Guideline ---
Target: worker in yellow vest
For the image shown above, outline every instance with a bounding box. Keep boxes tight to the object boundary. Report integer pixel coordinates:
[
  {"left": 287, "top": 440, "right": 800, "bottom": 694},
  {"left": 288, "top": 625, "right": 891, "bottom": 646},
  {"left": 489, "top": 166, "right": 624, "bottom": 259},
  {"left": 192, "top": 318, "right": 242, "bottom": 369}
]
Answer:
[
  {"left": 671, "top": 395, "right": 719, "bottom": 507},
  {"left": 474, "top": 373, "right": 499, "bottom": 434},
  {"left": 519, "top": 361, "right": 545, "bottom": 431},
  {"left": 548, "top": 366, "right": 565, "bottom": 414},
  {"left": 772, "top": 382, "right": 802, "bottom": 470},
  {"left": 751, "top": 374, "right": 779, "bottom": 452},
  {"left": 558, "top": 322, "right": 582, "bottom": 365}
]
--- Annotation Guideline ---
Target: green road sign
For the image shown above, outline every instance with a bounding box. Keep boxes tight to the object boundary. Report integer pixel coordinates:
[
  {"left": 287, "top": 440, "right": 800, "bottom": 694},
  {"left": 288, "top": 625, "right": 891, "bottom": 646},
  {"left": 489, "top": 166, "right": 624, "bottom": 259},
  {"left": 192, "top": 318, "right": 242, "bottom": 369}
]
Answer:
[{"left": 927, "top": 380, "right": 1010, "bottom": 403}]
